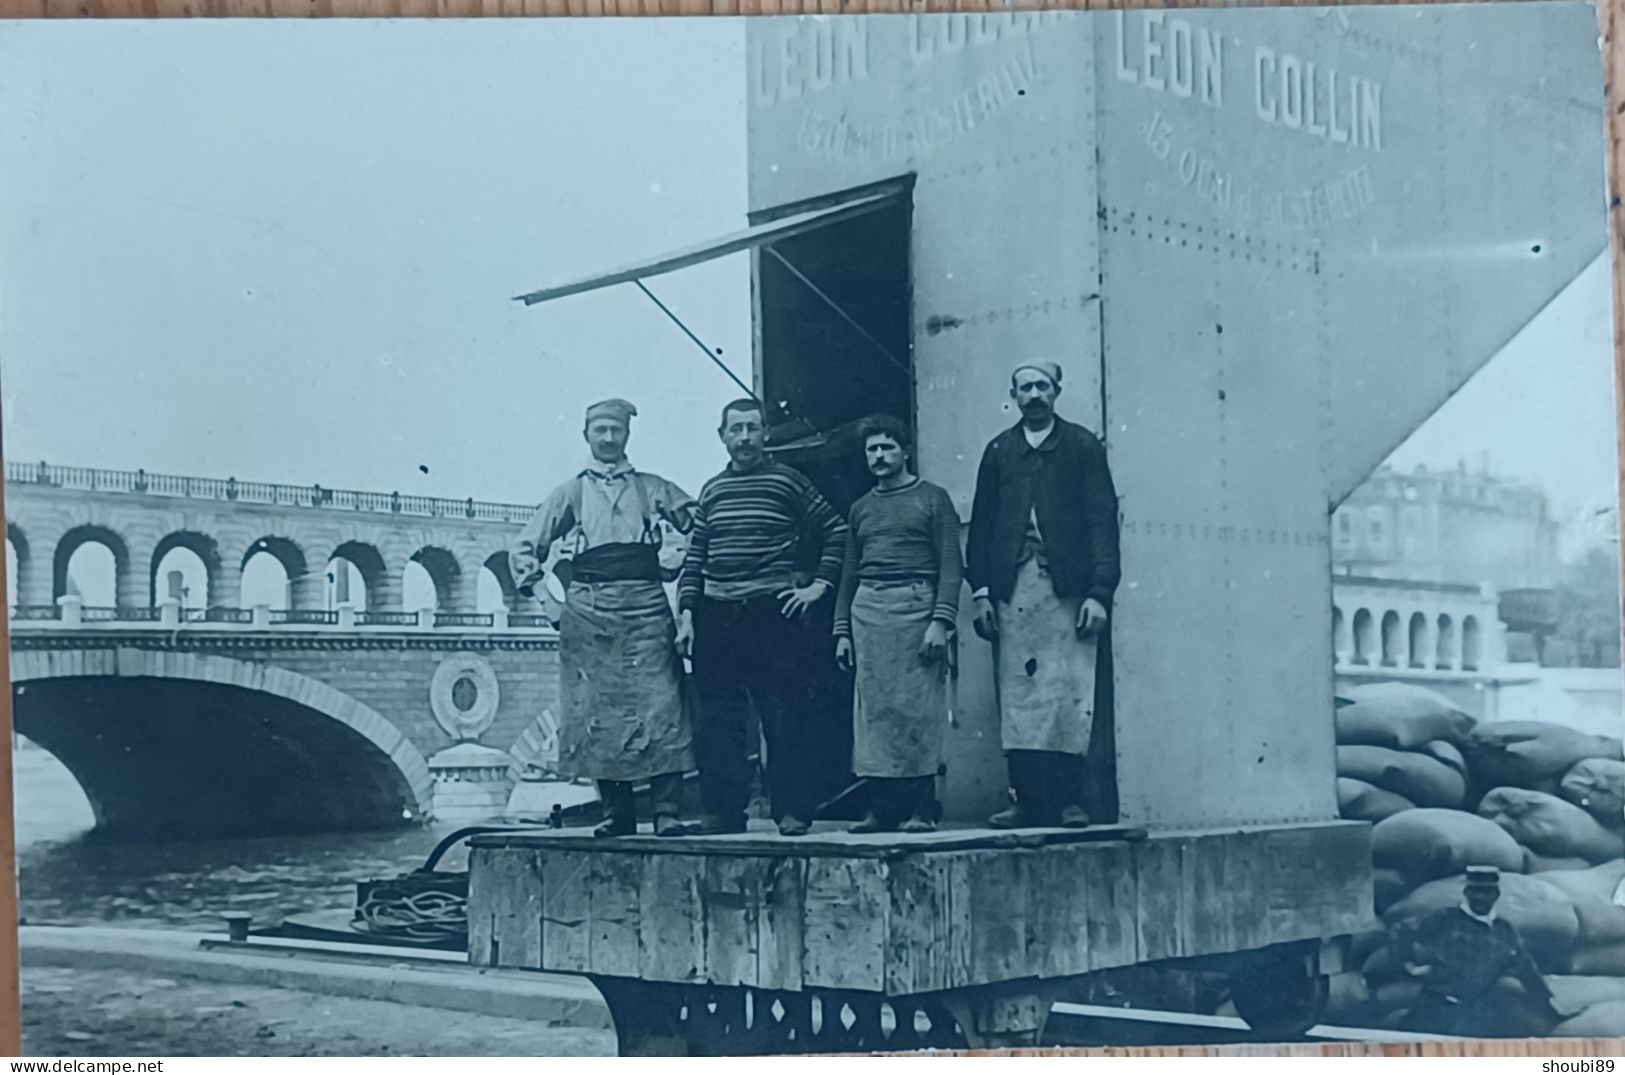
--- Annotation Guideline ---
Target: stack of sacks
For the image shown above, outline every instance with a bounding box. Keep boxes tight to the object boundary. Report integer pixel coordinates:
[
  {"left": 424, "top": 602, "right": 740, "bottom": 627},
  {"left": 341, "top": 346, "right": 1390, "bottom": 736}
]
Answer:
[
  {"left": 1560, "top": 758, "right": 1625, "bottom": 823},
  {"left": 1463, "top": 722, "right": 1623, "bottom": 799},
  {"left": 1336, "top": 684, "right": 1475, "bottom": 826},
  {"left": 1322, "top": 683, "right": 1625, "bottom": 1034},
  {"left": 1533, "top": 860, "right": 1625, "bottom": 1034},
  {"left": 1369, "top": 808, "right": 1524, "bottom": 912},
  {"left": 1464, "top": 723, "right": 1625, "bottom": 900},
  {"left": 1477, "top": 788, "right": 1622, "bottom": 872}
]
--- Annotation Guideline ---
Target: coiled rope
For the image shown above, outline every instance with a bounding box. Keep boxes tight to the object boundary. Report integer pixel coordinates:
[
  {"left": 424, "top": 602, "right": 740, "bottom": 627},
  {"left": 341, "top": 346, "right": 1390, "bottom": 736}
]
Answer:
[{"left": 354, "top": 880, "right": 468, "bottom": 945}]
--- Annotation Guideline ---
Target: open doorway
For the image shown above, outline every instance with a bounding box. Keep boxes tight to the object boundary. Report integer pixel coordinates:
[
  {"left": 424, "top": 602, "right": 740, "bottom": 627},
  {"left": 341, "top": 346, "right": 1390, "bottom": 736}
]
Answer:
[{"left": 752, "top": 176, "right": 915, "bottom": 518}]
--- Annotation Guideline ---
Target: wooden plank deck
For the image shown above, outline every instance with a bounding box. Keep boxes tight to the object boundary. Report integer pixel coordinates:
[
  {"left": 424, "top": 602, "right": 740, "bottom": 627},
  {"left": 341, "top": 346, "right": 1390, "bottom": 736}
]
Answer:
[
  {"left": 472, "top": 820, "right": 1147, "bottom": 859},
  {"left": 467, "top": 821, "right": 1375, "bottom": 996}
]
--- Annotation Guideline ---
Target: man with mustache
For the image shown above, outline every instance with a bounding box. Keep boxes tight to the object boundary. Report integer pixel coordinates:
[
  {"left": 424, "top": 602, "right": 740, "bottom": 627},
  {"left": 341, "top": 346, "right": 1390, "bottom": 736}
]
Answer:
[
  {"left": 509, "top": 398, "right": 697, "bottom": 838},
  {"left": 833, "top": 414, "right": 962, "bottom": 833},
  {"left": 964, "top": 361, "right": 1121, "bottom": 828},
  {"left": 676, "top": 398, "right": 848, "bottom": 836}
]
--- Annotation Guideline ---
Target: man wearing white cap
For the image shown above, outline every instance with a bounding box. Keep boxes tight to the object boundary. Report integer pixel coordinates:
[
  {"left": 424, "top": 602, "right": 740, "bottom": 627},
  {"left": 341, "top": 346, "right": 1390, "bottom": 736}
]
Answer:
[
  {"left": 964, "top": 361, "right": 1121, "bottom": 829},
  {"left": 510, "top": 398, "right": 697, "bottom": 838}
]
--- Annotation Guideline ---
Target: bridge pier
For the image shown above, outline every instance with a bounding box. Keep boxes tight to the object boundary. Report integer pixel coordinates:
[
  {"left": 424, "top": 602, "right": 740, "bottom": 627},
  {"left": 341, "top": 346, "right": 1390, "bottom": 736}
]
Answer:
[
  {"left": 12, "top": 535, "right": 55, "bottom": 609},
  {"left": 371, "top": 555, "right": 410, "bottom": 613},
  {"left": 291, "top": 570, "right": 328, "bottom": 611},
  {"left": 445, "top": 564, "right": 480, "bottom": 615},
  {"left": 117, "top": 536, "right": 158, "bottom": 611},
  {"left": 209, "top": 563, "right": 243, "bottom": 613}
]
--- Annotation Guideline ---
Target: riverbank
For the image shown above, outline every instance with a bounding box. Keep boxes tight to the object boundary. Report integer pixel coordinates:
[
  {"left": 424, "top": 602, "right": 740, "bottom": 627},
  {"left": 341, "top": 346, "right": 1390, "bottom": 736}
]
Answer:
[
  {"left": 20, "top": 926, "right": 615, "bottom": 1057},
  {"left": 23, "top": 965, "right": 616, "bottom": 1057}
]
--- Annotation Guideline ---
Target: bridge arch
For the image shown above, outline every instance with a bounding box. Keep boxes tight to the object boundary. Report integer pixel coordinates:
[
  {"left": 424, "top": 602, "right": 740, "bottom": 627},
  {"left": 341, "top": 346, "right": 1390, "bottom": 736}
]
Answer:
[
  {"left": 242, "top": 536, "right": 312, "bottom": 609},
  {"left": 11, "top": 648, "right": 435, "bottom": 840},
  {"left": 151, "top": 530, "right": 223, "bottom": 608},
  {"left": 329, "top": 540, "right": 389, "bottom": 609},
  {"left": 53, "top": 525, "right": 128, "bottom": 606},
  {"left": 482, "top": 552, "right": 518, "bottom": 611},
  {"left": 410, "top": 546, "right": 462, "bottom": 609}
]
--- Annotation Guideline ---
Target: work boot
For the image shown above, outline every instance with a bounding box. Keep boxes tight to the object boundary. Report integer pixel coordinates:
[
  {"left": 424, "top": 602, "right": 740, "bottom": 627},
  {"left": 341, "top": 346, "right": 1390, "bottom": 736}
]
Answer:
[
  {"left": 777, "top": 815, "right": 811, "bottom": 837},
  {"left": 1058, "top": 804, "right": 1092, "bottom": 829},
  {"left": 654, "top": 814, "right": 688, "bottom": 838},
  {"left": 988, "top": 803, "right": 1050, "bottom": 829},
  {"left": 595, "top": 780, "right": 636, "bottom": 838},
  {"left": 695, "top": 813, "right": 747, "bottom": 835},
  {"left": 849, "top": 813, "right": 891, "bottom": 834}
]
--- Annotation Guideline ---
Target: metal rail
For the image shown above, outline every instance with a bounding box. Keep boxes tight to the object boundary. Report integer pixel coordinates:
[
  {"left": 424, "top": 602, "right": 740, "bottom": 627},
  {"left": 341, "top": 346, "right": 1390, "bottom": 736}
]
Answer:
[{"left": 5, "top": 461, "right": 534, "bottom": 524}]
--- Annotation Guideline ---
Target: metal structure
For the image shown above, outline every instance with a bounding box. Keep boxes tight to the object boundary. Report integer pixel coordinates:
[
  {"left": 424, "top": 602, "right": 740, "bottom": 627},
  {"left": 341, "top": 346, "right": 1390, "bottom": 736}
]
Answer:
[{"left": 471, "top": 8, "right": 1607, "bottom": 1054}]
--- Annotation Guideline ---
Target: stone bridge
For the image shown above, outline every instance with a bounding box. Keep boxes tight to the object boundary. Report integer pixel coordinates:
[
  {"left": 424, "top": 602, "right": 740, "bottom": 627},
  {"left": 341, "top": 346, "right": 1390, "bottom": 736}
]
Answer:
[
  {"left": 4, "top": 461, "right": 543, "bottom": 614},
  {"left": 9, "top": 615, "right": 564, "bottom": 839}
]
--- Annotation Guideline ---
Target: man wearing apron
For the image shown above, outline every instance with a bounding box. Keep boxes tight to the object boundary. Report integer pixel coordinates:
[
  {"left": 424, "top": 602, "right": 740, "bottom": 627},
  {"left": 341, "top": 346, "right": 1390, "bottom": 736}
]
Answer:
[
  {"left": 833, "top": 415, "right": 962, "bottom": 833},
  {"left": 964, "top": 361, "right": 1122, "bottom": 829},
  {"left": 509, "top": 398, "right": 697, "bottom": 838}
]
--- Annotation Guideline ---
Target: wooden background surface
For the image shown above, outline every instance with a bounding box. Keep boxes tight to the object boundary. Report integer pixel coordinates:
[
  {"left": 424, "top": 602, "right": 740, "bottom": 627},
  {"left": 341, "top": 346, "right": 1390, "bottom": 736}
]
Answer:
[{"left": 0, "top": 0, "right": 1618, "bottom": 1058}]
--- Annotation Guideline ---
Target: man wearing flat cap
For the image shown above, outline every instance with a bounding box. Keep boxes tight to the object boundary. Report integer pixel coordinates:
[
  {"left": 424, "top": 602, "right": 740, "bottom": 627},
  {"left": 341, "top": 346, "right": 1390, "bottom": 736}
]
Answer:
[
  {"left": 964, "top": 361, "right": 1121, "bottom": 829},
  {"left": 510, "top": 398, "right": 698, "bottom": 837}
]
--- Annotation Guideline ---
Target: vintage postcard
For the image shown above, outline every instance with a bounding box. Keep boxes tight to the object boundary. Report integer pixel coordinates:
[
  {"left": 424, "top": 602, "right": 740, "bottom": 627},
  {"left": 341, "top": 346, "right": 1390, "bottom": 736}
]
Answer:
[{"left": 0, "top": 4, "right": 1618, "bottom": 1055}]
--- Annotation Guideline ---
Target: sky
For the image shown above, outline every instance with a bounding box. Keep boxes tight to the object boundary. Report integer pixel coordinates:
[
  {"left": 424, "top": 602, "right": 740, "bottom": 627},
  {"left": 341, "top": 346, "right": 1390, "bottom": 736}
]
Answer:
[
  {"left": 0, "top": 16, "right": 1617, "bottom": 606},
  {"left": 0, "top": 19, "right": 753, "bottom": 508},
  {"left": 1385, "top": 253, "right": 1619, "bottom": 553}
]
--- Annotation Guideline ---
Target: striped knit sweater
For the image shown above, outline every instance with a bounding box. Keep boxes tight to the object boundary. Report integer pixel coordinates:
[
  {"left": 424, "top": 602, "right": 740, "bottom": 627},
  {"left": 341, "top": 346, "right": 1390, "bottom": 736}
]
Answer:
[
  {"left": 833, "top": 477, "right": 963, "bottom": 638},
  {"left": 677, "top": 460, "right": 847, "bottom": 611}
]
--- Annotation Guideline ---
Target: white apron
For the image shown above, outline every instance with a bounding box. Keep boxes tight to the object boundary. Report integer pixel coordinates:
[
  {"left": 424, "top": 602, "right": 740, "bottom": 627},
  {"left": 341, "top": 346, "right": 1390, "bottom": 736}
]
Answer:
[{"left": 995, "top": 555, "right": 1098, "bottom": 756}]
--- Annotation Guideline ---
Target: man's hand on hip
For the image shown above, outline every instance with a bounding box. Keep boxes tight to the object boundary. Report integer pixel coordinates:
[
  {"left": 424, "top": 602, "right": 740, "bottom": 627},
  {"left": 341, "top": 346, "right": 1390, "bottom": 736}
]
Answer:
[
  {"left": 1076, "top": 598, "right": 1108, "bottom": 639},
  {"left": 779, "top": 580, "right": 830, "bottom": 619}
]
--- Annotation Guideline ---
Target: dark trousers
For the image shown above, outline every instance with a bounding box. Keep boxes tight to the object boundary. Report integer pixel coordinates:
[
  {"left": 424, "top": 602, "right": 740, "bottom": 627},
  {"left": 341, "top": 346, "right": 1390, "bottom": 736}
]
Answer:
[
  {"left": 1007, "top": 750, "right": 1087, "bottom": 818},
  {"left": 692, "top": 594, "right": 823, "bottom": 823},
  {"left": 1085, "top": 622, "right": 1119, "bottom": 824},
  {"left": 866, "top": 776, "right": 934, "bottom": 826},
  {"left": 597, "top": 773, "right": 684, "bottom": 825}
]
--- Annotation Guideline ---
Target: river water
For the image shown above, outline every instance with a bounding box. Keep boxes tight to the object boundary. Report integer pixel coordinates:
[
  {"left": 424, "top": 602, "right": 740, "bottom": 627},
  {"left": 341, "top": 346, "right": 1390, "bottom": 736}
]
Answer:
[{"left": 14, "top": 740, "right": 468, "bottom": 932}]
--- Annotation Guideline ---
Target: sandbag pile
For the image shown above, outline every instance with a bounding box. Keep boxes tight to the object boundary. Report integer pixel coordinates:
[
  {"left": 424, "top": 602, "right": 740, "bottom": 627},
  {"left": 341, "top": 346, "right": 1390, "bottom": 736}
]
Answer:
[
  {"left": 1335, "top": 684, "right": 1475, "bottom": 823},
  {"left": 1328, "top": 682, "right": 1625, "bottom": 1036}
]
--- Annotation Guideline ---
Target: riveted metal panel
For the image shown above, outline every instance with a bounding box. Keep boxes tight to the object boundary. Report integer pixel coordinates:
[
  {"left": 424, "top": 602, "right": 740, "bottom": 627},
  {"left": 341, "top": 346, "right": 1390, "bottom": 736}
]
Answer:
[
  {"left": 744, "top": 8, "right": 1605, "bottom": 828},
  {"left": 1313, "top": 4, "right": 1606, "bottom": 504},
  {"left": 1094, "top": 5, "right": 1602, "bottom": 828}
]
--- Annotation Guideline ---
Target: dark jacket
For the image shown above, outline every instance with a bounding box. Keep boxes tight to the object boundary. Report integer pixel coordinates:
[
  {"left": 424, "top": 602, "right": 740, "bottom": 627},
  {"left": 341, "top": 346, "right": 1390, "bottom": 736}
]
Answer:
[{"left": 964, "top": 415, "right": 1121, "bottom": 606}]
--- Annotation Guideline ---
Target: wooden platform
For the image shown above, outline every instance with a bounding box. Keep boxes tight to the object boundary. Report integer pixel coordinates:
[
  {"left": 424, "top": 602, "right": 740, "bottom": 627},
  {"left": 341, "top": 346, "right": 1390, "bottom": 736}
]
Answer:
[
  {"left": 466, "top": 820, "right": 1375, "bottom": 996},
  {"left": 469, "top": 819, "right": 1146, "bottom": 859}
]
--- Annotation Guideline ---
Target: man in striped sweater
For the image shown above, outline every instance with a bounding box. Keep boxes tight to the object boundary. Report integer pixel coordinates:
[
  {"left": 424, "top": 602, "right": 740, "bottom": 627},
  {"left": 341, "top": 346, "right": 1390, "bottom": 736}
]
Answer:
[{"left": 676, "top": 398, "right": 849, "bottom": 836}]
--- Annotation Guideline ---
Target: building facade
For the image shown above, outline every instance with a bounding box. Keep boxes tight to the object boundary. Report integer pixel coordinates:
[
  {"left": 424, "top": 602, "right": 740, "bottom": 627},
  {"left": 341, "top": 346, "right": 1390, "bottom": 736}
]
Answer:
[
  {"left": 1331, "top": 574, "right": 1515, "bottom": 720},
  {"left": 1332, "top": 461, "right": 1562, "bottom": 591}
]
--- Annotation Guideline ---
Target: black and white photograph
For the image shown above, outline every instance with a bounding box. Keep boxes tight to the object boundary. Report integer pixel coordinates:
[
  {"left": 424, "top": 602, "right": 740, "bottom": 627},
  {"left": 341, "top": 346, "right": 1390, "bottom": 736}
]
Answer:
[{"left": 0, "top": 3, "right": 1621, "bottom": 1055}]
